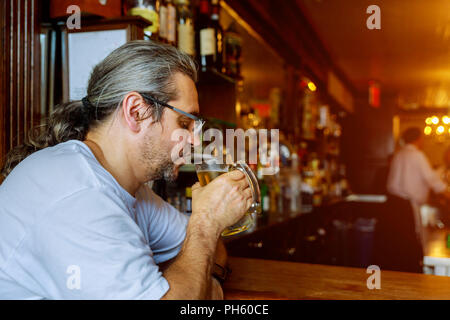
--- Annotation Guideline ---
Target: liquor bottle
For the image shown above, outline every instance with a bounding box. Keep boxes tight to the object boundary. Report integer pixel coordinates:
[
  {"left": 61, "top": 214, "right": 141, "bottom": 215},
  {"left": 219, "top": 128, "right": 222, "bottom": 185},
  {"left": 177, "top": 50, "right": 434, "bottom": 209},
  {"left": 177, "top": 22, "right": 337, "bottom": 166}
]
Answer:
[
  {"left": 176, "top": 0, "right": 195, "bottom": 57},
  {"left": 313, "top": 183, "right": 323, "bottom": 207},
  {"left": 127, "top": 0, "right": 160, "bottom": 40},
  {"left": 268, "top": 175, "right": 278, "bottom": 214},
  {"left": 257, "top": 166, "right": 269, "bottom": 222},
  {"left": 260, "top": 181, "right": 269, "bottom": 222},
  {"left": 185, "top": 187, "right": 192, "bottom": 216},
  {"left": 173, "top": 191, "right": 182, "bottom": 211},
  {"left": 223, "top": 21, "right": 242, "bottom": 77},
  {"left": 159, "top": 0, "right": 168, "bottom": 42},
  {"left": 166, "top": 0, "right": 177, "bottom": 46},
  {"left": 210, "top": 0, "right": 224, "bottom": 72},
  {"left": 197, "top": 0, "right": 214, "bottom": 72},
  {"left": 288, "top": 154, "right": 302, "bottom": 216}
]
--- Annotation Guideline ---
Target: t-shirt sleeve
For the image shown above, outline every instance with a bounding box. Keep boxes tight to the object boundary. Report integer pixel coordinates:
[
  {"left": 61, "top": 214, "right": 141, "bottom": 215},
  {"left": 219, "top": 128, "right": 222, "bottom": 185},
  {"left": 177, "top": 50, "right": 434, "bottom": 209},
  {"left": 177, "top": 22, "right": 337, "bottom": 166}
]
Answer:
[
  {"left": 135, "top": 184, "right": 189, "bottom": 265},
  {"left": 19, "top": 187, "right": 170, "bottom": 300}
]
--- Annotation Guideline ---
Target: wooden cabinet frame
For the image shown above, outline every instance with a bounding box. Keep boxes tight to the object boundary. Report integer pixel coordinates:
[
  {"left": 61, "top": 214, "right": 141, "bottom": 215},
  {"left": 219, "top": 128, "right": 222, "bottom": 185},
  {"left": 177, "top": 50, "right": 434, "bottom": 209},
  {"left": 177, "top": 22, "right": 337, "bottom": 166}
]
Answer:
[
  {"left": 1, "top": 0, "right": 41, "bottom": 170},
  {"left": 59, "top": 17, "right": 151, "bottom": 102}
]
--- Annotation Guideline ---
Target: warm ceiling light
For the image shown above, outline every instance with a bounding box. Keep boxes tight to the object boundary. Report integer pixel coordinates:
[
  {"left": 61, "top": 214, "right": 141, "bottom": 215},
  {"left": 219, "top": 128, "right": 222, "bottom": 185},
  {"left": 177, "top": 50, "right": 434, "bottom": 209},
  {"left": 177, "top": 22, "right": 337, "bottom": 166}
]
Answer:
[
  {"left": 425, "top": 117, "right": 433, "bottom": 125},
  {"left": 424, "top": 126, "right": 432, "bottom": 135},
  {"left": 432, "top": 116, "right": 439, "bottom": 124},
  {"left": 443, "top": 116, "right": 450, "bottom": 124},
  {"left": 437, "top": 126, "right": 445, "bottom": 135},
  {"left": 308, "top": 82, "right": 317, "bottom": 92}
]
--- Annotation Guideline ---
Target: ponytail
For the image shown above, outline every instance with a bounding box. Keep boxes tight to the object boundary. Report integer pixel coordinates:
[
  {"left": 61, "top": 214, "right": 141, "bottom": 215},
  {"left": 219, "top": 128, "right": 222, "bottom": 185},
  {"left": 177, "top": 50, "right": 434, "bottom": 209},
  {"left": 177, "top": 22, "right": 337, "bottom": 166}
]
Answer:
[{"left": 1, "top": 100, "right": 89, "bottom": 178}]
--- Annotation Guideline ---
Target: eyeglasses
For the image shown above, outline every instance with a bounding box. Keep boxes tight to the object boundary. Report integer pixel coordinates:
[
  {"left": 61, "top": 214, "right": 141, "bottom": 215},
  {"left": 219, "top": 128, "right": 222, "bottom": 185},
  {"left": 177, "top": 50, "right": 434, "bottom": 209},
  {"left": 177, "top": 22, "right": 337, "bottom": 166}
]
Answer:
[{"left": 140, "top": 93, "right": 205, "bottom": 137}]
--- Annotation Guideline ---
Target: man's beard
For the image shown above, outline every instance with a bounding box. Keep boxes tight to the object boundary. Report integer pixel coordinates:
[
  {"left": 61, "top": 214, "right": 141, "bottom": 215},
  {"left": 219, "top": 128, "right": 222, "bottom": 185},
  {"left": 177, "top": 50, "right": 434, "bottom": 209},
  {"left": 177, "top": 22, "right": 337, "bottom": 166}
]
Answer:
[
  {"left": 140, "top": 132, "right": 178, "bottom": 183},
  {"left": 157, "top": 158, "right": 178, "bottom": 182}
]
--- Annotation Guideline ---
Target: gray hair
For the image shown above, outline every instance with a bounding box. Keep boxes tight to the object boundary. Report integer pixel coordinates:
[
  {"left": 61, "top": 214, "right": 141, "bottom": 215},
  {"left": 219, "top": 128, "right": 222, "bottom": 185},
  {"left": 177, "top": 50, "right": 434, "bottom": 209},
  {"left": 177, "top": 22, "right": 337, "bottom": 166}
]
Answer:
[{"left": 1, "top": 40, "right": 198, "bottom": 178}]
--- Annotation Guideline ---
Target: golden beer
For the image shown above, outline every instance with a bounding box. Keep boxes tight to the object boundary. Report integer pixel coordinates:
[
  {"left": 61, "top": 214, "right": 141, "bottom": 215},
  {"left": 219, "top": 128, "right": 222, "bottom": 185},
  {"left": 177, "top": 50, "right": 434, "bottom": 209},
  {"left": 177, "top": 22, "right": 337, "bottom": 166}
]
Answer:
[{"left": 197, "top": 170, "right": 228, "bottom": 187}]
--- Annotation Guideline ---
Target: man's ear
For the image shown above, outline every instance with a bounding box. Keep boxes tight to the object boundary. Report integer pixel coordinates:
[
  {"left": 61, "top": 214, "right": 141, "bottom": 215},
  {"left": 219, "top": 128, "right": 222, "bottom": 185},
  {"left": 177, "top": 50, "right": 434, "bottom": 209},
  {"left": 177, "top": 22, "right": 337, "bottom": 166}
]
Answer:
[{"left": 121, "top": 92, "right": 153, "bottom": 132}]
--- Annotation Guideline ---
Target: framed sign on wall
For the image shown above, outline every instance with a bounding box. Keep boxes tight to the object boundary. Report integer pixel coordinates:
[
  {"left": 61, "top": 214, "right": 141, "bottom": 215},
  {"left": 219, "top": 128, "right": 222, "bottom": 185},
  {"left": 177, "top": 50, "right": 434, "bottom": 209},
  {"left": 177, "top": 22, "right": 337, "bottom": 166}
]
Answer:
[{"left": 60, "top": 16, "right": 151, "bottom": 102}]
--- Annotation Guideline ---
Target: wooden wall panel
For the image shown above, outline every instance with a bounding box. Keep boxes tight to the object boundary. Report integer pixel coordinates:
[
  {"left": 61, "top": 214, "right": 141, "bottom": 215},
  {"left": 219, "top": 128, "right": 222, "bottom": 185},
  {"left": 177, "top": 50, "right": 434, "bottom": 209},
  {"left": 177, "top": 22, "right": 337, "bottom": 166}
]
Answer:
[
  {"left": 0, "top": 1, "right": 8, "bottom": 168},
  {"left": 0, "top": 0, "right": 41, "bottom": 170}
]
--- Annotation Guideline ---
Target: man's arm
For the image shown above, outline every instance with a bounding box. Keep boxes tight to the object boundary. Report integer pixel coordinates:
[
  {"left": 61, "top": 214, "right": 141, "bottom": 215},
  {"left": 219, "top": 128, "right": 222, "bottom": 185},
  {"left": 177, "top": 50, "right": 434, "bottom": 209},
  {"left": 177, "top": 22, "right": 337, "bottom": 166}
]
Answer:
[
  {"left": 160, "top": 171, "right": 251, "bottom": 300},
  {"left": 161, "top": 216, "right": 220, "bottom": 300},
  {"left": 159, "top": 238, "right": 228, "bottom": 300},
  {"left": 159, "top": 239, "right": 227, "bottom": 272},
  {"left": 208, "top": 239, "right": 227, "bottom": 300}
]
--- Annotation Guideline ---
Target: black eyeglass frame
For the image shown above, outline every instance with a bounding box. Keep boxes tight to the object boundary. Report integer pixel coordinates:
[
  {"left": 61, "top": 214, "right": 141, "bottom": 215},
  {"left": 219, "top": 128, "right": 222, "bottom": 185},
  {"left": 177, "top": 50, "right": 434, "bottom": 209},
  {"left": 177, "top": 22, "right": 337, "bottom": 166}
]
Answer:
[{"left": 140, "top": 93, "right": 205, "bottom": 125}]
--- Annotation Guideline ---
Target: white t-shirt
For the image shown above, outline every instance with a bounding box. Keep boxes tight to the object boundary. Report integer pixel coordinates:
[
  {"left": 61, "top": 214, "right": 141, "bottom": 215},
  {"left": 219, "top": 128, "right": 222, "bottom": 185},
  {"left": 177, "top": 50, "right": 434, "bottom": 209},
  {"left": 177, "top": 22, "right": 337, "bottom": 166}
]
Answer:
[{"left": 0, "top": 140, "right": 189, "bottom": 299}]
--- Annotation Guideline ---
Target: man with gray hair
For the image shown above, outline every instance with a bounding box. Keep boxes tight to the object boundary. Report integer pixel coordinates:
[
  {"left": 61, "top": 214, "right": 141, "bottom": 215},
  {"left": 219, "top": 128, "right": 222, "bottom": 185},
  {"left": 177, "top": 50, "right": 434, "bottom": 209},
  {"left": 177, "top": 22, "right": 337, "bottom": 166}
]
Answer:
[{"left": 0, "top": 41, "right": 252, "bottom": 299}]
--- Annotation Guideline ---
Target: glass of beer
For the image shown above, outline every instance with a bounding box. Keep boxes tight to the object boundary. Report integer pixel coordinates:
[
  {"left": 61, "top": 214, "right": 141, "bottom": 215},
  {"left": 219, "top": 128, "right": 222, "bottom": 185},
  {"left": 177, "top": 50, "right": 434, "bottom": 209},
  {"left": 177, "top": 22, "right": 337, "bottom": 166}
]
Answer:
[{"left": 195, "top": 155, "right": 261, "bottom": 237}]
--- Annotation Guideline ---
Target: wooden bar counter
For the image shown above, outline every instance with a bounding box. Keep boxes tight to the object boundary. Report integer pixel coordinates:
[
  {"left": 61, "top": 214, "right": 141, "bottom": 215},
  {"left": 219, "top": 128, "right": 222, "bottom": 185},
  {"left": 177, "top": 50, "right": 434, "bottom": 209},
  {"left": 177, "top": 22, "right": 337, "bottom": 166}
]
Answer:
[{"left": 223, "top": 257, "right": 450, "bottom": 300}]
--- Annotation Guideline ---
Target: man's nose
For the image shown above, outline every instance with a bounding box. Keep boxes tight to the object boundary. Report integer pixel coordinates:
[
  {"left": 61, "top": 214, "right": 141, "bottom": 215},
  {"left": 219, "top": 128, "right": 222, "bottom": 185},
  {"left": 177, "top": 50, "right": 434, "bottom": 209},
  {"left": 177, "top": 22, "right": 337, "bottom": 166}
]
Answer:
[{"left": 189, "top": 131, "right": 201, "bottom": 147}]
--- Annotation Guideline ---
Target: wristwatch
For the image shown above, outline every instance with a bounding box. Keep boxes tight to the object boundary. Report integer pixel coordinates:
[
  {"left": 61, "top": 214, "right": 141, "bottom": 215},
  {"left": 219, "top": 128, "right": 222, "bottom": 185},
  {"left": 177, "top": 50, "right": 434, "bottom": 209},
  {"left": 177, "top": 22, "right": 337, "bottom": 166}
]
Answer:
[{"left": 212, "top": 263, "right": 231, "bottom": 285}]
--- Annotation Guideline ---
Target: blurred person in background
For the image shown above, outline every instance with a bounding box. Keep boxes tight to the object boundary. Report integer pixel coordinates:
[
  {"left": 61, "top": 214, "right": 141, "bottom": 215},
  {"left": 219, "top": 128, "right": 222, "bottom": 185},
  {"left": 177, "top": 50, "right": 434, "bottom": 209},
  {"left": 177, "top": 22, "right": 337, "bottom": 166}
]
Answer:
[
  {"left": 387, "top": 127, "right": 450, "bottom": 245},
  {"left": 430, "top": 146, "right": 450, "bottom": 226}
]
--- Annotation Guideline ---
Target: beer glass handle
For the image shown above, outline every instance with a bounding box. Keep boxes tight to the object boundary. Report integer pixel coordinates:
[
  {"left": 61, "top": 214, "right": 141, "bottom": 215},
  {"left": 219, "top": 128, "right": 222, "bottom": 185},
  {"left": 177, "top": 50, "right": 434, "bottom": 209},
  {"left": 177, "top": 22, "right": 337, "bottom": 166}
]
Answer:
[{"left": 233, "top": 161, "right": 261, "bottom": 214}]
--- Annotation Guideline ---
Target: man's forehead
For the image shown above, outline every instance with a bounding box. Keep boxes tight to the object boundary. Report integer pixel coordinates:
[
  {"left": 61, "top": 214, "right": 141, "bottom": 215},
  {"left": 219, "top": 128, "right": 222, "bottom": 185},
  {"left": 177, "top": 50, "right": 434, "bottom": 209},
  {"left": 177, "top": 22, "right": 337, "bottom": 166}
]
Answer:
[{"left": 172, "top": 73, "right": 199, "bottom": 113}]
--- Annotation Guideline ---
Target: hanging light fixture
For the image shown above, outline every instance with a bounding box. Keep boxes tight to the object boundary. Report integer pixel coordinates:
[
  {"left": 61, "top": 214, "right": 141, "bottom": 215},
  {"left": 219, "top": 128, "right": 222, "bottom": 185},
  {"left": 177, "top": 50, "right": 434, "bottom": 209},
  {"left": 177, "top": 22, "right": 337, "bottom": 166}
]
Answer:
[{"left": 424, "top": 111, "right": 450, "bottom": 137}]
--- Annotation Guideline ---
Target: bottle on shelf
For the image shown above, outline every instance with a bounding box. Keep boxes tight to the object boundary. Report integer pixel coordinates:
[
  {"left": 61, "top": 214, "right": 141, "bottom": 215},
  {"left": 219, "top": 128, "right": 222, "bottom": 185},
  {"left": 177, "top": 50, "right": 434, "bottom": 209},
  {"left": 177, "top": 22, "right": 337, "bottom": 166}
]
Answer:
[
  {"left": 210, "top": 0, "right": 224, "bottom": 72},
  {"left": 288, "top": 154, "right": 302, "bottom": 216},
  {"left": 126, "top": 0, "right": 160, "bottom": 40},
  {"left": 257, "top": 165, "right": 269, "bottom": 223},
  {"left": 301, "top": 156, "right": 315, "bottom": 212},
  {"left": 223, "top": 21, "right": 242, "bottom": 78},
  {"left": 171, "top": 190, "right": 183, "bottom": 212},
  {"left": 159, "top": 0, "right": 168, "bottom": 42},
  {"left": 176, "top": 0, "right": 195, "bottom": 57},
  {"left": 313, "top": 182, "right": 323, "bottom": 207},
  {"left": 268, "top": 174, "right": 278, "bottom": 215},
  {"left": 185, "top": 187, "right": 192, "bottom": 216},
  {"left": 275, "top": 176, "right": 284, "bottom": 217},
  {"left": 197, "top": 0, "right": 223, "bottom": 72},
  {"left": 197, "top": 0, "right": 213, "bottom": 72},
  {"left": 166, "top": 0, "right": 177, "bottom": 46},
  {"left": 310, "top": 154, "right": 323, "bottom": 206}
]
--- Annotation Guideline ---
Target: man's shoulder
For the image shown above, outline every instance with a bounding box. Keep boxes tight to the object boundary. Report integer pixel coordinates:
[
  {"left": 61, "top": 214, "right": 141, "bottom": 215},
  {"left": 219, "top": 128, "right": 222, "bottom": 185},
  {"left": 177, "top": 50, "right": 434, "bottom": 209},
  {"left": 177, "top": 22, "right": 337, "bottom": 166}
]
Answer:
[
  {"left": 135, "top": 183, "right": 167, "bottom": 214},
  {"left": 1, "top": 140, "right": 118, "bottom": 200},
  {"left": 395, "top": 145, "right": 423, "bottom": 159}
]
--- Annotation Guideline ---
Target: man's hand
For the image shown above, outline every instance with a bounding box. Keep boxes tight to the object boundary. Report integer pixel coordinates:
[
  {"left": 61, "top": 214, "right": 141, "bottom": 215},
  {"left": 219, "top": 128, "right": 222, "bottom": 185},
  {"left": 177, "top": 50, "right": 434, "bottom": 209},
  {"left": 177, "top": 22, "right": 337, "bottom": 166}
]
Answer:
[
  {"left": 191, "top": 170, "right": 253, "bottom": 235},
  {"left": 161, "top": 172, "right": 246, "bottom": 300}
]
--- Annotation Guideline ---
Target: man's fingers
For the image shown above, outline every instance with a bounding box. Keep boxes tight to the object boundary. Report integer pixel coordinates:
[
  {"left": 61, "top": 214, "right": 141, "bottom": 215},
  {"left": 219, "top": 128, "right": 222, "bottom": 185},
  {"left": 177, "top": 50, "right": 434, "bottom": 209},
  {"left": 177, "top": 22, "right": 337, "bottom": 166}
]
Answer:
[
  {"left": 226, "top": 170, "right": 245, "bottom": 181},
  {"left": 212, "top": 170, "right": 248, "bottom": 191},
  {"left": 244, "top": 188, "right": 253, "bottom": 200},
  {"left": 246, "top": 197, "right": 253, "bottom": 211}
]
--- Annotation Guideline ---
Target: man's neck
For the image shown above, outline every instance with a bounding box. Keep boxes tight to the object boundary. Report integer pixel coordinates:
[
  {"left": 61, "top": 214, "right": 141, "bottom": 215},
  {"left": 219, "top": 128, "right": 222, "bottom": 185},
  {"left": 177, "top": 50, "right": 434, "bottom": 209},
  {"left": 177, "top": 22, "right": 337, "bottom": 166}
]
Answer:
[{"left": 83, "top": 137, "right": 140, "bottom": 197}]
